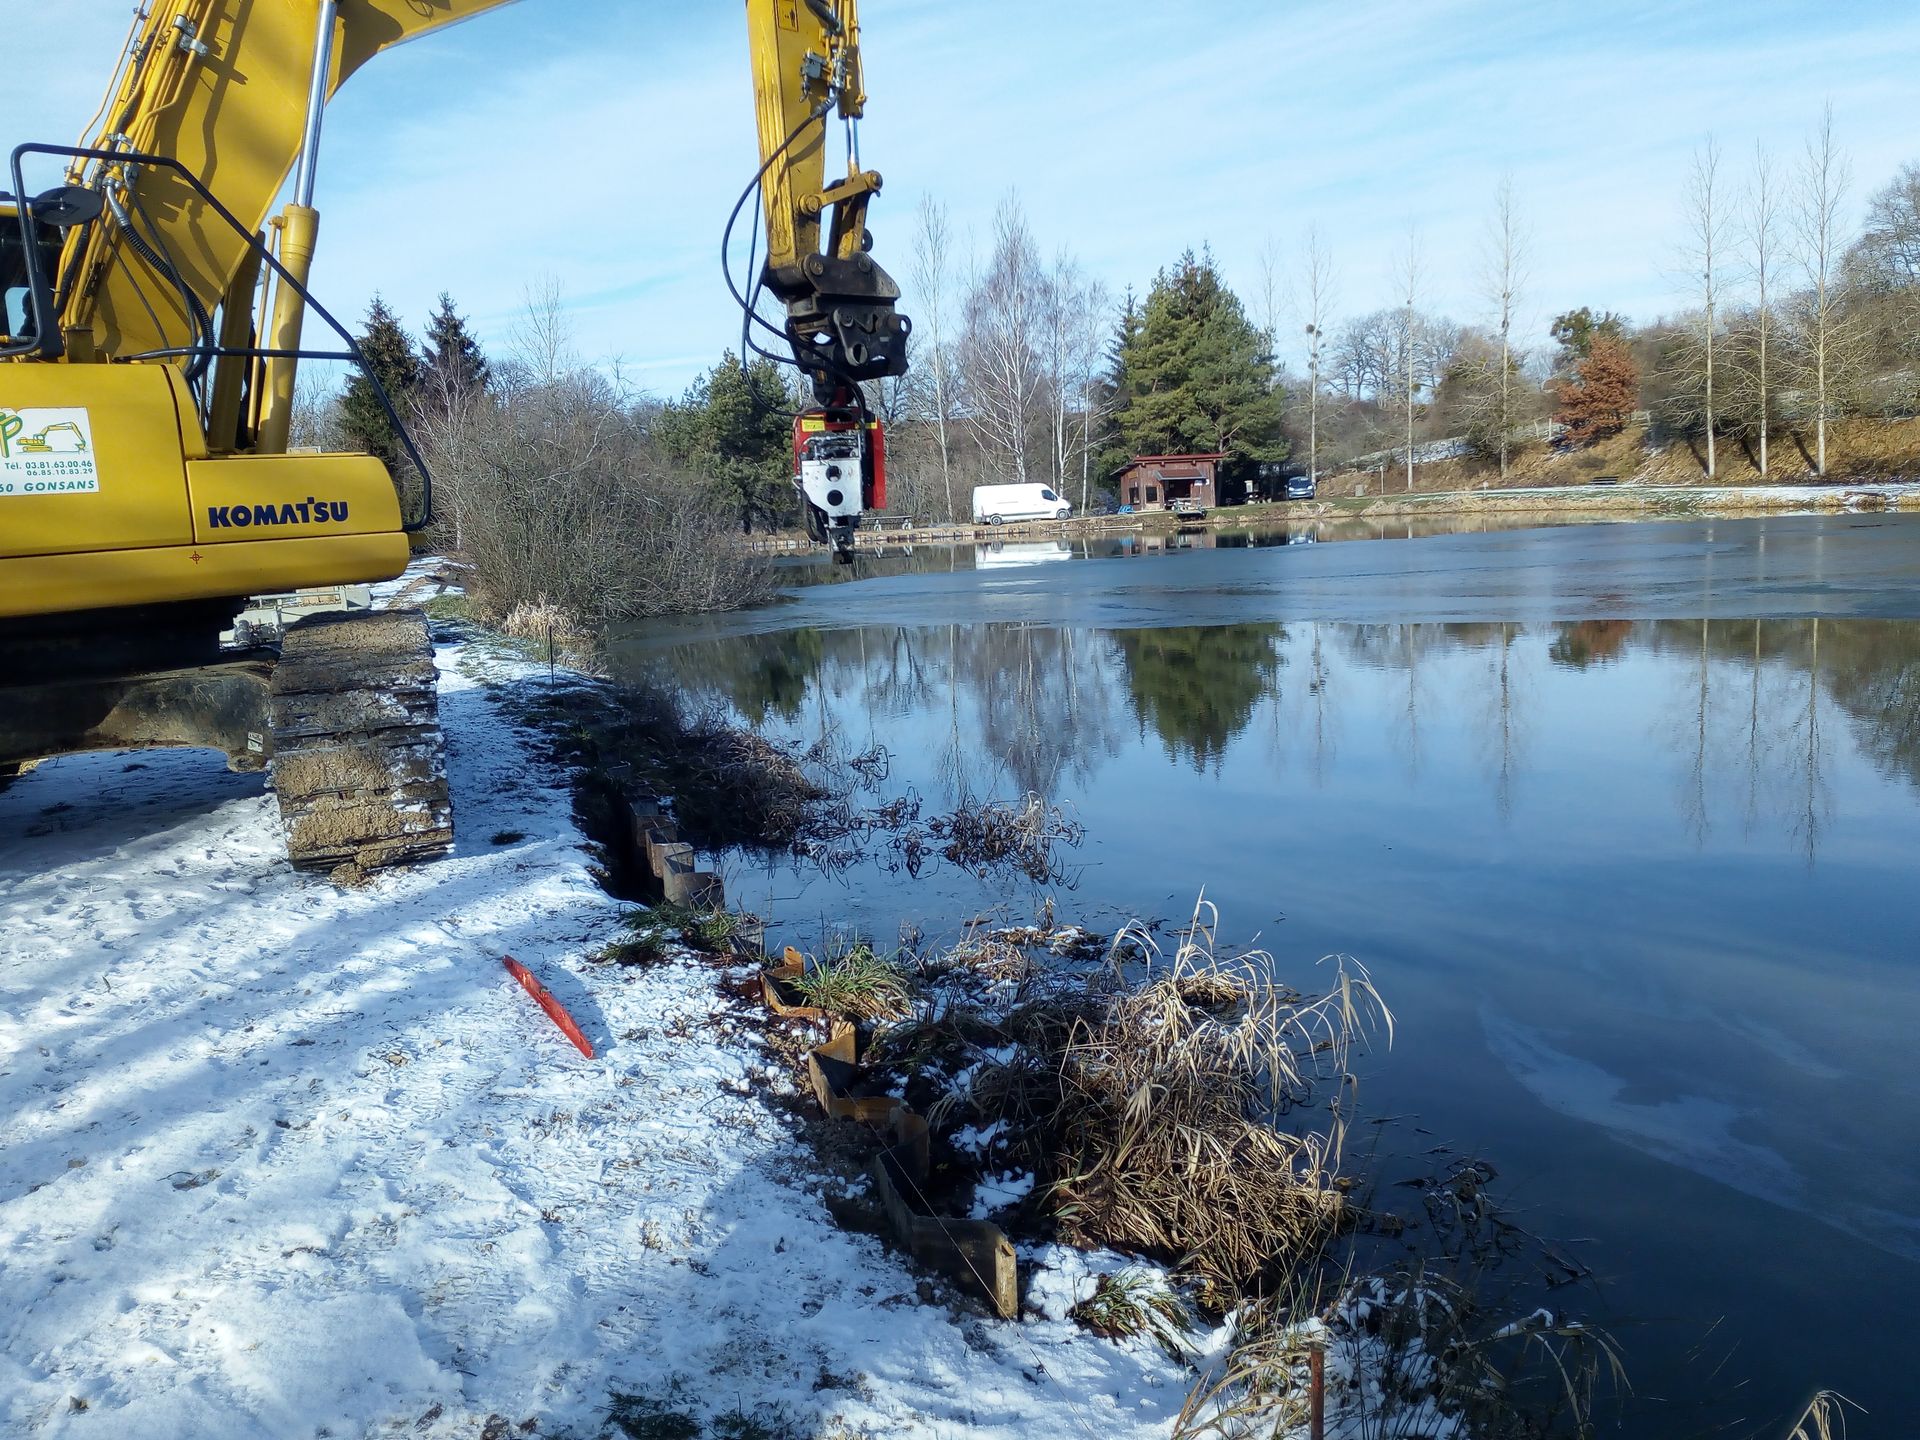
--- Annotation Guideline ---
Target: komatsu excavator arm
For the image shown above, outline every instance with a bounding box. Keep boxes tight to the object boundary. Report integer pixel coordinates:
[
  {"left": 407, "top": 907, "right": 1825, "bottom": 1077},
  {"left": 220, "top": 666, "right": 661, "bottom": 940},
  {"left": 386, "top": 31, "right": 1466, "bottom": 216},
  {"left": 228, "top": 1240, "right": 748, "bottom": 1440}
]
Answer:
[
  {"left": 747, "top": 0, "right": 910, "bottom": 403},
  {"left": 745, "top": 2, "right": 912, "bottom": 560},
  {"left": 1, "top": 1, "right": 911, "bottom": 872},
  {"left": 9, "top": 0, "right": 906, "bottom": 461}
]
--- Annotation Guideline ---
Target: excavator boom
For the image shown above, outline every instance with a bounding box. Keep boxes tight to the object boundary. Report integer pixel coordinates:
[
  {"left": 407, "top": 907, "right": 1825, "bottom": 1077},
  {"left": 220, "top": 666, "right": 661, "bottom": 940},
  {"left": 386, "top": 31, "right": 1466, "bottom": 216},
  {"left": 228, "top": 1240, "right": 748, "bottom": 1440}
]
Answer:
[
  {"left": 2, "top": 1, "right": 911, "bottom": 872},
  {"left": 52, "top": 1, "right": 525, "bottom": 367},
  {"left": 747, "top": 0, "right": 910, "bottom": 403}
]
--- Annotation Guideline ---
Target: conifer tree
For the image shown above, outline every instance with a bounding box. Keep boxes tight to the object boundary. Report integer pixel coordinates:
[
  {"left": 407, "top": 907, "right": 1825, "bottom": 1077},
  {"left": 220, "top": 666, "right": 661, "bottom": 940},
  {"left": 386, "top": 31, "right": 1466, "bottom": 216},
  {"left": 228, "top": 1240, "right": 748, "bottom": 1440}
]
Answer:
[
  {"left": 1112, "top": 250, "right": 1286, "bottom": 469},
  {"left": 1548, "top": 307, "right": 1627, "bottom": 372},
  {"left": 656, "top": 353, "right": 795, "bottom": 532},
  {"left": 341, "top": 294, "right": 421, "bottom": 472},
  {"left": 1094, "top": 287, "right": 1142, "bottom": 479},
  {"left": 416, "top": 291, "right": 490, "bottom": 427}
]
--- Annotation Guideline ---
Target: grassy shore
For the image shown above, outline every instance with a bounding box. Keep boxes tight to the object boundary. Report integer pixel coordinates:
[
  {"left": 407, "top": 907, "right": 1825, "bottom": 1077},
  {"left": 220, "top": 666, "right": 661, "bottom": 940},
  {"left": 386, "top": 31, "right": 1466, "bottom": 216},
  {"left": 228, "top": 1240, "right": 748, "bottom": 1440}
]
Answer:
[{"left": 787, "top": 478, "right": 1917, "bottom": 555}]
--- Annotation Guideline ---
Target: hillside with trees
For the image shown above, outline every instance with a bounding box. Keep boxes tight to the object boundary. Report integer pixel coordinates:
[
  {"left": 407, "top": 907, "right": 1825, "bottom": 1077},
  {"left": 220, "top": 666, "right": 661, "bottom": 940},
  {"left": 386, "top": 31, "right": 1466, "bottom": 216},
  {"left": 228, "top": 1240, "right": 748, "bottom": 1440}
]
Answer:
[{"left": 867, "top": 112, "right": 1920, "bottom": 512}]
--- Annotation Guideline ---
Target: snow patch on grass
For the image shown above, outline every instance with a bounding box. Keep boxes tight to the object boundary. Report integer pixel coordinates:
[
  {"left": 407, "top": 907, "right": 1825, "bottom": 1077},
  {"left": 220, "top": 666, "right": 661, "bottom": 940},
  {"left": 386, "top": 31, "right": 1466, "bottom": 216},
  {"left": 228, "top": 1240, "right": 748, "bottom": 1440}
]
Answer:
[{"left": 0, "top": 639, "right": 1194, "bottom": 1439}]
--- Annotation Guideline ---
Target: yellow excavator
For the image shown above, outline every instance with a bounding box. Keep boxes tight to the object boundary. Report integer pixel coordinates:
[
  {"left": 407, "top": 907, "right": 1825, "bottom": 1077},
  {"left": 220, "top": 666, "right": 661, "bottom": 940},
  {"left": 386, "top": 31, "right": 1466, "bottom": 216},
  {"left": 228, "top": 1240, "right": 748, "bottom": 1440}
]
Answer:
[{"left": 0, "top": 0, "right": 909, "bottom": 873}]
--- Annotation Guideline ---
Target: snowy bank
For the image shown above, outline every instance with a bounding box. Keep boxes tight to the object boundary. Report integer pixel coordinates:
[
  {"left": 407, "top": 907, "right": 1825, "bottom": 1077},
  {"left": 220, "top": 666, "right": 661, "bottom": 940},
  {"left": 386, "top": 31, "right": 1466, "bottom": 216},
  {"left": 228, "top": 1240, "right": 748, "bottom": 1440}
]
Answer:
[{"left": 0, "top": 632, "right": 1200, "bottom": 1439}]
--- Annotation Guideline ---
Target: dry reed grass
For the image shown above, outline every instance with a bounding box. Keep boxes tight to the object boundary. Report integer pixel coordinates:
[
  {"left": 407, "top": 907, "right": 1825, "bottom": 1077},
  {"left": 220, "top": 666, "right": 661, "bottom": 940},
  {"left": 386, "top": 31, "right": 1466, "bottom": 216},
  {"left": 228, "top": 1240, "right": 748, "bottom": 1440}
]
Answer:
[
  {"left": 1177, "top": 1269, "right": 1627, "bottom": 1440},
  {"left": 893, "top": 794, "right": 1087, "bottom": 885},
  {"left": 1783, "top": 1390, "right": 1861, "bottom": 1440},
  {"left": 499, "top": 595, "right": 591, "bottom": 648},
  {"left": 977, "top": 897, "right": 1392, "bottom": 1308}
]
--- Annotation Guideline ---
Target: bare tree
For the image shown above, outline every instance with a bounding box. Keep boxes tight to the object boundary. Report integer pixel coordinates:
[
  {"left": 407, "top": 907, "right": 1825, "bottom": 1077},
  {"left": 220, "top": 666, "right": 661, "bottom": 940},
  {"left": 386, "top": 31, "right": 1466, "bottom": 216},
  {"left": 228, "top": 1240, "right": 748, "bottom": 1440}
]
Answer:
[
  {"left": 1396, "top": 228, "right": 1423, "bottom": 491},
  {"left": 1481, "top": 175, "right": 1529, "bottom": 479},
  {"left": 289, "top": 366, "right": 347, "bottom": 454},
  {"left": 1852, "top": 160, "right": 1920, "bottom": 284},
  {"left": 959, "top": 194, "right": 1044, "bottom": 484},
  {"left": 911, "top": 196, "right": 959, "bottom": 520},
  {"left": 1683, "top": 137, "right": 1726, "bottom": 478},
  {"left": 1066, "top": 276, "right": 1114, "bottom": 512},
  {"left": 514, "top": 275, "right": 574, "bottom": 386},
  {"left": 1793, "top": 104, "right": 1853, "bottom": 476},
  {"left": 1331, "top": 309, "right": 1396, "bottom": 399},
  {"left": 1298, "top": 225, "right": 1335, "bottom": 486},
  {"left": 1256, "top": 234, "right": 1285, "bottom": 356},
  {"left": 1848, "top": 160, "right": 1920, "bottom": 382},
  {"left": 429, "top": 293, "right": 771, "bottom": 624},
  {"left": 1039, "top": 252, "right": 1087, "bottom": 491},
  {"left": 1741, "top": 141, "right": 1782, "bottom": 476}
]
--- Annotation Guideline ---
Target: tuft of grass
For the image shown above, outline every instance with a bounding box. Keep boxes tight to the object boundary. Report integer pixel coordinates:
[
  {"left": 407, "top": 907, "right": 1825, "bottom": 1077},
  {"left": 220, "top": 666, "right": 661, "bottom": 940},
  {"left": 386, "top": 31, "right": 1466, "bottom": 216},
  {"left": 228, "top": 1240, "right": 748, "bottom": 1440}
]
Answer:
[
  {"left": 623, "top": 903, "right": 743, "bottom": 954},
  {"left": 986, "top": 895, "right": 1393, "bottom": 1309},
  {"left": 604, "top": 1392, "right": 701, "bottom": 1440},
  {"left": 708, "top": 1410, "right": 791, "bottom": 1440},
  {"left": 1069, "top": 1268, "right": 1194, "bottom": 1359},
  {"left": 680, "top": 907, "right": 744, "bottom": 952},
  {"left": 490, "top": 830, "right": 526, "bottom": 846},
  {"left": 591, "top": 930, "right": 671, "bottom": 968},
  {"left": 788, "top": 940, "right": 913, "bottom": 1021},
  {"left": 422, "top": 592, "right": 473, "bottom": 622},
  {"left": 591, "top": 904, "right": 749, "bottom": 968}
]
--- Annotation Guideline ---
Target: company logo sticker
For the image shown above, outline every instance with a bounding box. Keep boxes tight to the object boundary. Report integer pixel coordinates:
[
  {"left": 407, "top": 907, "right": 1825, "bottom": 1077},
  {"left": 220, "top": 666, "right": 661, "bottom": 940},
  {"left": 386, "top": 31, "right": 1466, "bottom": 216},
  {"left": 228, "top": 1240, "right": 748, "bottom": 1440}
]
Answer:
[{"left": 0, "top": 406, "right": 100, "bottom": 495}]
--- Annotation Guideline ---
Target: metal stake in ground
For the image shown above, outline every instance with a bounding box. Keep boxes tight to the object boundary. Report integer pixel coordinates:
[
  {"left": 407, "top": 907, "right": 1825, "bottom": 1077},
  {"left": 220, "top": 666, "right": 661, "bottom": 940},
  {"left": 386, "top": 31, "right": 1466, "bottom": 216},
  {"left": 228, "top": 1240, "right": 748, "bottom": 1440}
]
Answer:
[{"left": 502, "top": 955, "right": 595, "bottom": 1058}]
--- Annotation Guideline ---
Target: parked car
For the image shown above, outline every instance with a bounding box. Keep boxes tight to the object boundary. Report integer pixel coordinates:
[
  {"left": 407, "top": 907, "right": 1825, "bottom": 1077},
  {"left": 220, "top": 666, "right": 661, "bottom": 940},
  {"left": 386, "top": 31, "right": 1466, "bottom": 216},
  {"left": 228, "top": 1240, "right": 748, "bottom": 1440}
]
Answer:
[
  {"left": 972, "top": 483, "right": 1072, "bottom": 524},
  {"left": 1285, "top": 476, "right": 1316, "bottom": 500}
]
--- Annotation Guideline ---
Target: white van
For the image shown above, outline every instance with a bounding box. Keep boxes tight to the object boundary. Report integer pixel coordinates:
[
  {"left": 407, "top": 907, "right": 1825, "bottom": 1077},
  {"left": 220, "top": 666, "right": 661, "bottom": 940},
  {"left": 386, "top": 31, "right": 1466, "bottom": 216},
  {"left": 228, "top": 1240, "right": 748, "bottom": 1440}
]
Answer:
[{"left": 972, "top": 483, "right": 1072, "bottom": 524}]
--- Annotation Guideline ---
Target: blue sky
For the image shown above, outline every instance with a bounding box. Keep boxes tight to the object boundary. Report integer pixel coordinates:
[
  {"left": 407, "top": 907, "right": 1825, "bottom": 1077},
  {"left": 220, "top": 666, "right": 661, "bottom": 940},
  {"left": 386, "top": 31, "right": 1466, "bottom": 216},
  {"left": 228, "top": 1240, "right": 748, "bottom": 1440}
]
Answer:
[{"left": 10, "top": 1, "right": 1920, "bottom": 394}]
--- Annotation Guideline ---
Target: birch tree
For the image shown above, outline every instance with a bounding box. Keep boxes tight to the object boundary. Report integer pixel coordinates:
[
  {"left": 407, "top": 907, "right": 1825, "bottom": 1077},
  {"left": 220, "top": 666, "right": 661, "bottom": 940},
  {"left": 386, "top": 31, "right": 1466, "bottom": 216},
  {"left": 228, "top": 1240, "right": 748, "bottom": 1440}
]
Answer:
[
  {"left": 1256, "top": 234, "right": 1285, "bottom": 358},
  {"left": 1684, "top": 137, "right": 1726, "bottom": 478},
  {"left": 910, "top": 196, "right": 959, "bottom": 520},
  {"left": 1396, "top": 228, "right": 1423, "bottom": 491},
  {"left": 1067, "top": 275, "right": 1114, "bottom": 512},
  {"left": 1740, "top": 142, "right": 1781, "bottom": 476},
  {"left": 1793, "top": 104, "right": 1852, "bottom": 476},
  {"left": 1040, "top": 253, "right": 1088, "bottom": 491},
  {"left": 1298, "top": 224, "right": 1334, "bottom": 486},
  {"left": 1481, "top": 176, "right": 1528, "bottom": 479},
  {"left": 959, "top": 195, "right": 1043, "bottom": 483}
]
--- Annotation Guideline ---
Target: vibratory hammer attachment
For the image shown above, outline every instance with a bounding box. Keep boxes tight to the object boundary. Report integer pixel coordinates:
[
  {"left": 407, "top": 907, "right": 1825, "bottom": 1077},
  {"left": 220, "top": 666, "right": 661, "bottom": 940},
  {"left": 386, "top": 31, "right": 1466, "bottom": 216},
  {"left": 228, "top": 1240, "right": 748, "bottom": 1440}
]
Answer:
[{"left": 794, "top": 407, "right": 887, "bottom": 564}]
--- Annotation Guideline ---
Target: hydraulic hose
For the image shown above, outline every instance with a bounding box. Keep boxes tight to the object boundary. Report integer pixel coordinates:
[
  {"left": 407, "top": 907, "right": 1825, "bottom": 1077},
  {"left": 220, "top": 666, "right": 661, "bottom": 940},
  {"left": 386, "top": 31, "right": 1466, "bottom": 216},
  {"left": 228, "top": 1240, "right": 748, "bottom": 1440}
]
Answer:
[{"left": 107, "top": 182, "right": 214, "bottom": 385}]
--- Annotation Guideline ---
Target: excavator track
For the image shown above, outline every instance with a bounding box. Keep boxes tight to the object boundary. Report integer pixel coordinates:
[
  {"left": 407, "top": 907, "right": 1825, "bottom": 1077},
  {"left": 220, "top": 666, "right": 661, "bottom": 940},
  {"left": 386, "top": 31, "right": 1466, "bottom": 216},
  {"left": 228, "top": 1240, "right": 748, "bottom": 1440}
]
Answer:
[{"left": 268, "top": 608, "right": 453, "bottom": 877}]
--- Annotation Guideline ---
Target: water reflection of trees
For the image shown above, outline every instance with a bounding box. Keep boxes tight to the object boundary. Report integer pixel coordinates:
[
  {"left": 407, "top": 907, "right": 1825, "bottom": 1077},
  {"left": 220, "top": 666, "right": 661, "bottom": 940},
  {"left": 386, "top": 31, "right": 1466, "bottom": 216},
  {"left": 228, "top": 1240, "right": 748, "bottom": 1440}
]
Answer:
[
  {"left": 651, "top": 615, "right": 1919, "bottom": 861},
  {"left": 659, "top": 621, "right": 1132, "bottom": 805},
  {"left": 1593, "top": 618, "right": 1920, "bottom": 860},
  {"left": 952, "top": 624, "right": 1128, "bottom": 800},
  {"left": 1548, "top": 621, "right": 1634, "bottom": 669},
  {"left": 1112, "top": 624, "right": 1285, "bottom": 771}
]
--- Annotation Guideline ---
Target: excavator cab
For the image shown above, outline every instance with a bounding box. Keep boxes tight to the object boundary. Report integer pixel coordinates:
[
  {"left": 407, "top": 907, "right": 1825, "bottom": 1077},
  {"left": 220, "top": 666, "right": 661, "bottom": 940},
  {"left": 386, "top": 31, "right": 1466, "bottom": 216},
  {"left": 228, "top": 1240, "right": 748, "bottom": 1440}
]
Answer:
[{"left": 0, "top": 198, "right": 57, "bottom": 345}]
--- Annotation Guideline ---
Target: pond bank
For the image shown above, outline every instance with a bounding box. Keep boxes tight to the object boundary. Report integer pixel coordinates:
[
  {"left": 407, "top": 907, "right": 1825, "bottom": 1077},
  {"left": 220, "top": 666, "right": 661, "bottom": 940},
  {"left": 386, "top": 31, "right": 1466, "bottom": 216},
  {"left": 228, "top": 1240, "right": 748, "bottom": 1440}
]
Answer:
[
  {"left": 0, "top": 572, "right": 1204, "bottom": 1440},
  {"left": 740, "top": 480, "right": 1920, "bottom": 555},
  {"left": 549, "top": 621, "right": 1640, "bottom": 1437}
]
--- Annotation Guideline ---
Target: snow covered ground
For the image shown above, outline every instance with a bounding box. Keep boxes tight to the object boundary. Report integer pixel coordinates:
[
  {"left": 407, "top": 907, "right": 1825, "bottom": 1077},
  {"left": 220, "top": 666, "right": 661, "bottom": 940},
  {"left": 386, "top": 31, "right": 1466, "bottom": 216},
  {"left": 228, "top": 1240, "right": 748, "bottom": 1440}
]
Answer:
[{"left": 0, "top": 630, "right": 1203, "bottom": 1439}]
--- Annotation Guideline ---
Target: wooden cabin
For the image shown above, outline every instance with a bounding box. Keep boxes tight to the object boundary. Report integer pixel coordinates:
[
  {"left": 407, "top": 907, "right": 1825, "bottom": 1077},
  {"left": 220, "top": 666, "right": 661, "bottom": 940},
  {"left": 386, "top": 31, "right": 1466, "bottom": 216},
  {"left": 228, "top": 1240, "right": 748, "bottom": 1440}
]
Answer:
[{"left": 1114, "top": 453, "right": 1225, "bottom": 510}]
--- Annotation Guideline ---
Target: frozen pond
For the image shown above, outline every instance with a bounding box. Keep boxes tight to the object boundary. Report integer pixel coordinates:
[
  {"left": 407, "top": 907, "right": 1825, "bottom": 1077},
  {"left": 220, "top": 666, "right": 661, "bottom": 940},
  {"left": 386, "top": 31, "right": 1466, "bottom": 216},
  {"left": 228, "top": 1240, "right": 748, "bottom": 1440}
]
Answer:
[{"left": 612, "top": 513, "right": 1920, "bottom": 1435}]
